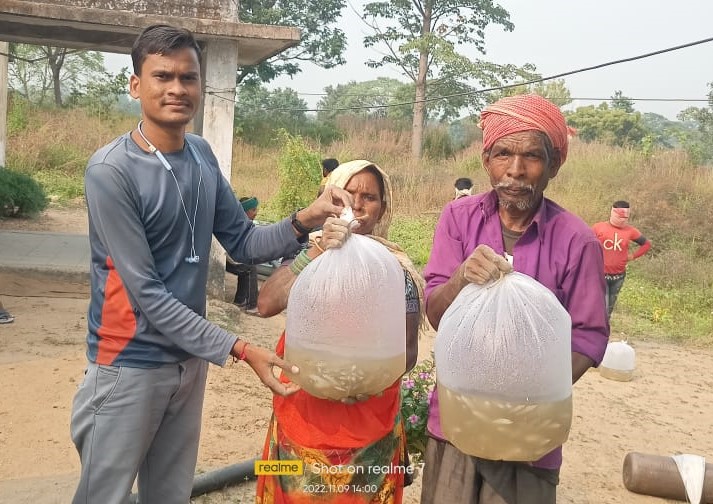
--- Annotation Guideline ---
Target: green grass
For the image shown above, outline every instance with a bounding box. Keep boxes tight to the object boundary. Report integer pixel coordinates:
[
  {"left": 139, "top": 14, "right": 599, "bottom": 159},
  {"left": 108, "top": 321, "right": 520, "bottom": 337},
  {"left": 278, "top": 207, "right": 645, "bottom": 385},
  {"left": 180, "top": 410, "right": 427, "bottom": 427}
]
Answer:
[
  {"left": 389, "top": 215, "right": 438, "bottom": 269},
  {"left": 615, "top": 273, "right": 713, "bottom": 344}
]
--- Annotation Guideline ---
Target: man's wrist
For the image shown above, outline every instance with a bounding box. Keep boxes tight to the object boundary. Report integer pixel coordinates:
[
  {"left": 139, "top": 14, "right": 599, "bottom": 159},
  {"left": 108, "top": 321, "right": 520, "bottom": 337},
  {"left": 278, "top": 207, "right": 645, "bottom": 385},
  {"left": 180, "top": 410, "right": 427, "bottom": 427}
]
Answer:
[
  {"left": 291, "top": 210, "right": 315, "bottom": 237},
  {"left": 296, "top": 208, "right": 318, "bottom": 231},
  {"left": 231, "top": 339, "right": 249, "bottom": 360}
]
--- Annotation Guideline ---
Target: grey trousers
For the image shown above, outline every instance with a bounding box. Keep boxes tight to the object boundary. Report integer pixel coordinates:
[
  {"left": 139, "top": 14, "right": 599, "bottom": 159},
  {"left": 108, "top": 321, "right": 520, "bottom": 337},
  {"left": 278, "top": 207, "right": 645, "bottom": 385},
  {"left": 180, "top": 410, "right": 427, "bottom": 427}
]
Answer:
[
  {"left": 70, "top": 358, "right": 208, "bottom": 504},
  {"left": 420, "top": 437, "right": 559, "bottom": 504}
]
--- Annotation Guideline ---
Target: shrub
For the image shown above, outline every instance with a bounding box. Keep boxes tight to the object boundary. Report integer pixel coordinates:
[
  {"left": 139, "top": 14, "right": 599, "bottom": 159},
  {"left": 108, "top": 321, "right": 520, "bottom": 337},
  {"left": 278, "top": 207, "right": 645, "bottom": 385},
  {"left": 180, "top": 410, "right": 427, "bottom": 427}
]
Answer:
[
  {"left": 268, "top": 132, "right": 321, "bottom": 218},
  {"left": 7, "top": 95, "right": 30, "bottom": 135},
  {"left": 0, "top": 167, "right": 48, "bottom": 217},
  {"left": 400, "top": 359, "right": 436, "bottom": 463},
  {"left": 424, "top": 126, "right": 455, "bottom": 160}
]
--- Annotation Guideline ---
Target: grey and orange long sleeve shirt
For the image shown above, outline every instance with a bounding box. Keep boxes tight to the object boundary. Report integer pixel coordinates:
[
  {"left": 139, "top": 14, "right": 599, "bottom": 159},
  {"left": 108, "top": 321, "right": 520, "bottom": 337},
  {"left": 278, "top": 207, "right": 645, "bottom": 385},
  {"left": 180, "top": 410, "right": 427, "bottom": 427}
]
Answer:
[{"left": 84, "top": 132, "right": 302, "bottom": 368}]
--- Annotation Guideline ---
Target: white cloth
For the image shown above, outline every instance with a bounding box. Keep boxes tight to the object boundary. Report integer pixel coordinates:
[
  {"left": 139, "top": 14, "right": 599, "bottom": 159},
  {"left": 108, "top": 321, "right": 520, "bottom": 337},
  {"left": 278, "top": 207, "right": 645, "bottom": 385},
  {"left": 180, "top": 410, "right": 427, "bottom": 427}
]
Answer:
[{"left": 672, "top": 454, "right": 706, "bottom": 504}]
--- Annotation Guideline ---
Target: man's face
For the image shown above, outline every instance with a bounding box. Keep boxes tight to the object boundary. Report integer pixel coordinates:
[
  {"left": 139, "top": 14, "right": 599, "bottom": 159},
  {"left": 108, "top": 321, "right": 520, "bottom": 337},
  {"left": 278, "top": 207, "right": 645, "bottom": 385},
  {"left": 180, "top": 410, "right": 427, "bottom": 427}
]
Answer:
[
  {"left": 129, "top": 48, "right": 201, "bottom": 131},
  {"left": 482, "top": 131, "right": 560, "bottom": 212}
]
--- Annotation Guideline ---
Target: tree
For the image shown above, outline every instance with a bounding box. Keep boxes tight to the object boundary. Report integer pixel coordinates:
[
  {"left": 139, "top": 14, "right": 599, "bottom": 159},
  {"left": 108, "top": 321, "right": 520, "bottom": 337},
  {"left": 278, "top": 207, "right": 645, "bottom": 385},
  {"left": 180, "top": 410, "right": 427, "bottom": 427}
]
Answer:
[
  {"left": 67, "top": 68, "right": 129, "bottom": 117},
  {"left": 611, "top": 90, "right": 635, "bottom": 113},
  {"left": 237, "top": 0, "right": 347, "bottom": 85},
  {"left": 316, "top": 78, "right": 412, "bottom": 121},
  {"left": 565, "top": 103, "right": 648, "bottom": 147},
  {"left": 8, "top": 44, "right": 106, "bottom": 106},
  {"left": 234, "top": 84, "right": 308, "bottom": 145},
  {"left": 361, "top": 0, "right": 536, "bottom": 158},
  {"left": 677, "top": 82, "right": 713, "bottom": 164},
  {"left": 487, "top": 79, "right": 572, "bottom": 108}
]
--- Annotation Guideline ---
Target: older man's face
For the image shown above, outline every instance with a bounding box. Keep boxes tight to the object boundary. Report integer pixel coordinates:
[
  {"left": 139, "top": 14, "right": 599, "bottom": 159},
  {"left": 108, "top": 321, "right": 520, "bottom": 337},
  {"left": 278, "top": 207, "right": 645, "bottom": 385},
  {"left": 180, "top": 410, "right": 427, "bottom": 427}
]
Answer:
[{"left": 482, "top": 131, "right": 560, "bottom": 212}]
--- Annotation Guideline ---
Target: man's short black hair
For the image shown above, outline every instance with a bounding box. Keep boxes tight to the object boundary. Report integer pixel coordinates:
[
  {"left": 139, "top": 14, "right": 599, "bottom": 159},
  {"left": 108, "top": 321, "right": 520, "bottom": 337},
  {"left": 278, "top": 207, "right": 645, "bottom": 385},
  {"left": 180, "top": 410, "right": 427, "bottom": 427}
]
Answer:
[
  {"left": 454, "top": 177, "right": 473, "bottom": 191},
  {"left": 321, "top": 158, "right": 340, "bottom": 176},
  {"left": 613, "top": 200, "right": 630, "bottom": 208},
  {"left": 131, "top": 24, "right": 201, "bottom": 76}
]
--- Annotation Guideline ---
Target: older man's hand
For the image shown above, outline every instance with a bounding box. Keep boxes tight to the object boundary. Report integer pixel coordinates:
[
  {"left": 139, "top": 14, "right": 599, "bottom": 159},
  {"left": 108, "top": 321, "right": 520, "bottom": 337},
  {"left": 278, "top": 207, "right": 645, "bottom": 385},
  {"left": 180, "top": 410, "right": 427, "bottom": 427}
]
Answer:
[
  {"left": 295, "top": 185, "right": 354, "bottom": 232},
  {"left": 462, "top": 244, "right": 513, "bottom": 285},
  {"left": 319, "top": 216, "right": 351, "bottom": 251}
]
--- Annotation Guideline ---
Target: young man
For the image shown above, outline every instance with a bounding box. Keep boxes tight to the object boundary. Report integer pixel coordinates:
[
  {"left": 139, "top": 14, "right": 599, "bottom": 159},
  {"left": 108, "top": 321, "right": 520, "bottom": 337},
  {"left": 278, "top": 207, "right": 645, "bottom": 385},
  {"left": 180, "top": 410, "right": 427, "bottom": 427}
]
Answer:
[
  {"left": 318, "top": 158, "right": 340, "bottom": 196},
  {"left": 421, "top": 94, "right": 609, "bottom": 504},
  {"left": 71, "top": 25, "right": 351, "bottom": 504},
  {"left": 592, "top": 201, "right": 651, "bottom": 318}
]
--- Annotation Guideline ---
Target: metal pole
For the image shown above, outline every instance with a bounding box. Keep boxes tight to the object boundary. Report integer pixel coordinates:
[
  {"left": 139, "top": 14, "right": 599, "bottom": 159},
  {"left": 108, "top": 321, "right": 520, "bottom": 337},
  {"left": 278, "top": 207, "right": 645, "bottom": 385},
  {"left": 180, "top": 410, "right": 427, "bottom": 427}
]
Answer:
[{"left": 128, "top": 458, "right": 257, "bottom": 502}]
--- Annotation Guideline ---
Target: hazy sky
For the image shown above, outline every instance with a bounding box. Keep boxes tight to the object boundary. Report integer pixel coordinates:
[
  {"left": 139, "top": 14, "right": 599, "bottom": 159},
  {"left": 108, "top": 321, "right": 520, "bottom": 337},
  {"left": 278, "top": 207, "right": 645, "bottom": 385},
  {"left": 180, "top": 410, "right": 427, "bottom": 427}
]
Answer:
[{"left": 105, "top": 0, "right": 713, "bottom": 120}]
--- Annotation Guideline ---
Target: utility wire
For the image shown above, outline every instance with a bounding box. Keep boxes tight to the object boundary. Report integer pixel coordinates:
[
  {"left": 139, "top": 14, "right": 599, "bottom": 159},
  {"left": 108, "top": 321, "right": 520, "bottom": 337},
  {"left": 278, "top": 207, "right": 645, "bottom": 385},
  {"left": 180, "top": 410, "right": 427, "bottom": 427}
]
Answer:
[{"left": 206, "top": 35, "right": 713, "bottom": 113}]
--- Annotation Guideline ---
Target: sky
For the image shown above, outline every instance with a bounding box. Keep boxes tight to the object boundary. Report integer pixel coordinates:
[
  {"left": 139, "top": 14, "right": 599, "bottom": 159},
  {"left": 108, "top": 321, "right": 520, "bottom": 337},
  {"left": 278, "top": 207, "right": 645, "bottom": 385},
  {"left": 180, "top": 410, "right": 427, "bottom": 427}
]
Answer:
[{"left": 104, "top": 0, "right": 713, "bottom": 121}]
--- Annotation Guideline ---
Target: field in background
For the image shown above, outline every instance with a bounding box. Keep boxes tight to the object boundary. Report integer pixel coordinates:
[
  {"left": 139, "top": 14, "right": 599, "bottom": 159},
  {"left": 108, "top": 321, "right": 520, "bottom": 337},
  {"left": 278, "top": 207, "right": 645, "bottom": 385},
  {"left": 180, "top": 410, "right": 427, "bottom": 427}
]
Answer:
[{"left": 4, "top": 107, "right": 712, "bottom": 344}]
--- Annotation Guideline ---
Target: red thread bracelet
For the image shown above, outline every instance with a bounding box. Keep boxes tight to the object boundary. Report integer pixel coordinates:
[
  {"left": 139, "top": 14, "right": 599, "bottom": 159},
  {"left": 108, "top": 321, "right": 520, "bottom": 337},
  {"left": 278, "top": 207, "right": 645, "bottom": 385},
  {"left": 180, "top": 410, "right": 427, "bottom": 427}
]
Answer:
[{"left": 239, "top": 343, "right": 250, "bottom": 361}]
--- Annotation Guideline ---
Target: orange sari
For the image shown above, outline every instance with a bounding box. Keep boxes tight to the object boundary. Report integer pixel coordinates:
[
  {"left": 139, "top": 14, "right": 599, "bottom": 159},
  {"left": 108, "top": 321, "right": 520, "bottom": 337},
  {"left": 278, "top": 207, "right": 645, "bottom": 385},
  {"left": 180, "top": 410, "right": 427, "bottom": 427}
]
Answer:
[{"left": 256, "top": 332, "right": 408, "bottom": 504}]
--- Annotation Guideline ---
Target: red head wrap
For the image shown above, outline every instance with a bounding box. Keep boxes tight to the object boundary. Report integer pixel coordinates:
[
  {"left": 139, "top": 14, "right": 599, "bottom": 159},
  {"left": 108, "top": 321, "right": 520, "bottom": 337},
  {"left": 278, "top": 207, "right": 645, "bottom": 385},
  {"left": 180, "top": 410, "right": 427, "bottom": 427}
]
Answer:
[{"left": 480, "top": 94, "right": 574, "bottom": 164}]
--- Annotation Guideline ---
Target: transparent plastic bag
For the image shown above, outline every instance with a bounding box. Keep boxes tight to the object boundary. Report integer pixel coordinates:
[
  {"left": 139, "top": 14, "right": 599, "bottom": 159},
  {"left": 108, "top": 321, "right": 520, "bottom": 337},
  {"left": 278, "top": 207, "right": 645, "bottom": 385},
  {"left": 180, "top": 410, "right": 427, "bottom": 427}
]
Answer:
[
  {"left": 285, "top": 233, "right": 406, "bottom": 400},
  {"left": 435, "top": 272, "right": 573, "bottom": 461}
]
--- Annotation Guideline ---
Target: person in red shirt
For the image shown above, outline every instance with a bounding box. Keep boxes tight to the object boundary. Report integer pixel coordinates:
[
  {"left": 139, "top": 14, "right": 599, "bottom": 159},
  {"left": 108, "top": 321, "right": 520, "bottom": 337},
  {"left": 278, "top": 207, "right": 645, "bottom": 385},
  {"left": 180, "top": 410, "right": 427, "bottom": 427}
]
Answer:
[{"left": 592, "top": 201, "right": 651, "bottom": 318}]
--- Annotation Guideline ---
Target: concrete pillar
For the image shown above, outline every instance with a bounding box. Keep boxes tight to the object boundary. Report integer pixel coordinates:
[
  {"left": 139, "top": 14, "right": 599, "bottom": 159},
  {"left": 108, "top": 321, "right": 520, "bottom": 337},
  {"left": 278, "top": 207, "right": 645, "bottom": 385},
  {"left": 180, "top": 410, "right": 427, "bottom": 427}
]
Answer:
[
  {"left": 200, "top": 38, "right": 238, "bottom": 300},
  {"left": 0, "top": 41, "right": 9, "bottom": 168}
]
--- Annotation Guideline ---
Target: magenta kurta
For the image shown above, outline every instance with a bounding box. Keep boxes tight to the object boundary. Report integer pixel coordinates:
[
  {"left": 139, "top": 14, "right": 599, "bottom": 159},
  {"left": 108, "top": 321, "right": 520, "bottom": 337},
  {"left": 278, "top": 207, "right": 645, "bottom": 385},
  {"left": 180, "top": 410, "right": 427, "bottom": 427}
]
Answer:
[{"left": 424, "top": 190, "right": 609, "bottom": 470}]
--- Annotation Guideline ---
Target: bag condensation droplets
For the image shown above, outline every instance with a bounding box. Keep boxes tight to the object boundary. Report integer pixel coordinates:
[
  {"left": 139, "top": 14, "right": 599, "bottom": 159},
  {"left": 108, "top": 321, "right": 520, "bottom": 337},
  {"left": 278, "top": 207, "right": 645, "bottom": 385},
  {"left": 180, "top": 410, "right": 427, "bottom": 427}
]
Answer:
[
  {"left": 435, "top": 272, "right": 573, "bottom": 461},
  {"left": 285, "top": 233, "right": 406, "bottom": 400}
]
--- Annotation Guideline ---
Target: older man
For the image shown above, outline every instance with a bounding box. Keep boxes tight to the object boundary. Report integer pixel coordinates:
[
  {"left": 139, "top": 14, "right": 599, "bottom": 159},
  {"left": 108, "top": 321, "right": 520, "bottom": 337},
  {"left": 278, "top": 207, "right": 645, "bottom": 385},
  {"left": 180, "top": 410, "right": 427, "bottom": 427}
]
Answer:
[{"left": 421, "top": 94, "right": 609, "bottom": 504}]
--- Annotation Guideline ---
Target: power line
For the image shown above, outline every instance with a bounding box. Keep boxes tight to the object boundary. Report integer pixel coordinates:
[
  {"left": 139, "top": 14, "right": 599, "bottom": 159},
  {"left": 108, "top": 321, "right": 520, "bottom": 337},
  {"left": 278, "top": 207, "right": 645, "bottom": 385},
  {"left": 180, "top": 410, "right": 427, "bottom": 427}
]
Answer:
[
  {"left": 572, "top": 98, "right": 708, "bottom": 103},
  {"left": 206, "top": 35, "right": 713, "bottom": 113}
]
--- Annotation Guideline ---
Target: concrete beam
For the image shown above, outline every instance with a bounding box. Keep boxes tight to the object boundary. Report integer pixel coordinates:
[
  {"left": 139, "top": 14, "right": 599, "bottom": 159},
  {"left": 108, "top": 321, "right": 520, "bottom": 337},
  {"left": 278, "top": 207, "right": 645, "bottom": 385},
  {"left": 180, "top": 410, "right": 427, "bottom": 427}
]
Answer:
[{"left": 0, "top": 0, "right": 300, "bottom": 65}]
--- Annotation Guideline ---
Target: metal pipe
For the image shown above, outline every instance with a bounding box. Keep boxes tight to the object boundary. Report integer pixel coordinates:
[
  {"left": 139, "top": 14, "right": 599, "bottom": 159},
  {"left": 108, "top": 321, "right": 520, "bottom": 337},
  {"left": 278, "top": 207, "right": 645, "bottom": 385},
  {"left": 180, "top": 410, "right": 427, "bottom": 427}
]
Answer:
[{"left": 129, "top": 458, "right": 257, "bottom": 503}]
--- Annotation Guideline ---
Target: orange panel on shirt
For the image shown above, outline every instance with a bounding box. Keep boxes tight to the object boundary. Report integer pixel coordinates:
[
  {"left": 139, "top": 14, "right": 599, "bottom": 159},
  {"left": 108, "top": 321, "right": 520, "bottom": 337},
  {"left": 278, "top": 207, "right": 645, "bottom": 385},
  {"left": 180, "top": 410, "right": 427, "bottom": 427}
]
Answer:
[{"left": 96, "top": 256, "right": 137, "bottom": 365}]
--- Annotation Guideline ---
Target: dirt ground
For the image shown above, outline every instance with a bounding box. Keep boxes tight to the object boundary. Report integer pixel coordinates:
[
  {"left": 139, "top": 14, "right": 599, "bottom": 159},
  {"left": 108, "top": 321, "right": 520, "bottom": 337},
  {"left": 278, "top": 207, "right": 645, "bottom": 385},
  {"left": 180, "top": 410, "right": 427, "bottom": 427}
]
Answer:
[{"left": 1, "top": 207, "right": 712, "bottom": 504}]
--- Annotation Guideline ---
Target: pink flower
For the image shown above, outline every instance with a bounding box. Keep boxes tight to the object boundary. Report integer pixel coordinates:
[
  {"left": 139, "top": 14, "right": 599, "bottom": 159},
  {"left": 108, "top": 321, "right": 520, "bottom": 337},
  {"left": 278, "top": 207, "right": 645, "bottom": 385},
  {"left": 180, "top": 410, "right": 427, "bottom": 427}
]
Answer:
[
  {"left": 408, "top": 414, "right": 419, "bottom": 425},
  {"left": 403, "top": 378, "right": 415, "bottom": 389},
  {"left": 419, "top": 372, "right": 430, "bottom": 380}
]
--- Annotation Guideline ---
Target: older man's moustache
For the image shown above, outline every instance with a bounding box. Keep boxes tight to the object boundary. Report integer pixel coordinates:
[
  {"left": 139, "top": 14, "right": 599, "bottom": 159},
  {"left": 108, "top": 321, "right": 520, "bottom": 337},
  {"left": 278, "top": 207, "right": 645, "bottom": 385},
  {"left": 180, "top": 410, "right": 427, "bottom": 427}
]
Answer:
[{"left": 494, "top": 183, "right": 534, "bottom": 192}]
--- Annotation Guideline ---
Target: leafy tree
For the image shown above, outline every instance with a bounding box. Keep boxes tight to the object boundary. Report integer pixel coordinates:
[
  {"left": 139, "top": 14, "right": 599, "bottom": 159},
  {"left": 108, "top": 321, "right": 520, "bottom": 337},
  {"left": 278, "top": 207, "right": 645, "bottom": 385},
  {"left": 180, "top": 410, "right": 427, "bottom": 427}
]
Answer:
[
  {"left": 316, "top": 78, "right": 412, "bottom": 121},
  {"left": 641, "top": 112, "right": 698, "bottom": 150},
  {"left": 565, "top": 103, "right": 648, "bottom": 147},
  {"left": 8, "top": 44, "right": 106, "bottom": 106},
  {"left": 677, "top": 82, "right": 713, "bottom": 165},
  {"left": 678, "top": 82, "right": 713, "bottom": 134},
  {"left": 67, "top": 68, "right": 129, "bottom": 117},
  {"left": 237, "top": 0, "right": 347, "bottom": 85},
  {"left": 234, "top": 84, "right": 342, "bottom": 146},
  {"left": 234, "top": 84, "right": 307, "bottom": 144},
  {"left": 487, "top": 79, "right": 572, "bottom": 108},
  {"left": 361, "top": 0, "right": 536, "bottom": 158},
  {"left": 611, "top": 90, "right": 635, "bottom": 113}
]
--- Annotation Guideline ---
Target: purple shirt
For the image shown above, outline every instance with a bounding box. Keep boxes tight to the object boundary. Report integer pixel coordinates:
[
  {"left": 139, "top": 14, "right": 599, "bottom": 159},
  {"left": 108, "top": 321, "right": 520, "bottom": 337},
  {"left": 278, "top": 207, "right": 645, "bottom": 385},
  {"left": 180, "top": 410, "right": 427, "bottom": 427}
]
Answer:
[{"left": 424, "top": 190, "right": 609, "bottom": 470}]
